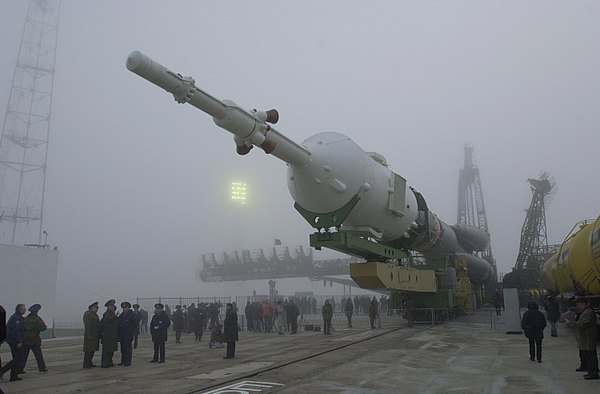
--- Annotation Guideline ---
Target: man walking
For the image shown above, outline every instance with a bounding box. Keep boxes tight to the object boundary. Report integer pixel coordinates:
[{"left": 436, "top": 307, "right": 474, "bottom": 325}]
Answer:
[
  {"left": 4, "top": 304, "right": 26, "bottom": 381},
  {"left": 83, "top": 302, "right": 101, "bottom": 368},
  {"left": 22, "top": 304, "right": 48, "bottom": 372}
]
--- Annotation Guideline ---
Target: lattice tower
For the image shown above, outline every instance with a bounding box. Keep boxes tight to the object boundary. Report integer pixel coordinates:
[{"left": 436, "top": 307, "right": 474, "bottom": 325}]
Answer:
[
  {"left": 457, "top": 144, "right": 496, "bottom": 275},
  {"left": 0, "top": 0, "right": 60, "bottom": 245},
  {"left": 514, "top": 173, "right": 555, "bottom": 270}
]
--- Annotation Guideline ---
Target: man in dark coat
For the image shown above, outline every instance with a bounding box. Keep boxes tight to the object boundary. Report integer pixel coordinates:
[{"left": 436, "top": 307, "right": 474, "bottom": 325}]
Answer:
[
  {"left": 344, "top": 298, "right": 354, "bottom": 328},
  {"left": 1, "top": 304, "right": 18, "bottom": 383},
  {"left": 132, "top": 304, "right": 142, "bottom": 349},
  {"left": 492, "top": 289, "right": 503, "bottom": 316},
  {"left": 196, "top": 303, "right": 207, "bottom": 341},
  {"left": 3, "top": 304, "right": 26, "bottom": 381},
  {"left": 223, "top": 303, "right": 238, "bottom": 359},
  {"left": 22, "top": 304, "right": 47, "bottom": 372},
  {"left": 117, "top": 302, "right": 138, "bottom": 367},
  {"left": 172, "top": 305, "right": 184, "bottom": 344},
  {"left": 150, "top": 303, "right": 171, "bottom": 363},
  {"left": 83, "top": 302, "right": 101, "bottom": 368},
  {"left": 521, "top": 301, "right": 547, "bottom": 363},
  {"left": 322, "top": 299, "right": 333, "bottom": 335},
  {"left": 573, "top": 296, "right": 599, "bottom": 380},
  {"left": 543, "top": 296, "right": 560, "bottom": 337},
  {"left": 287, "top": 299, "right": 300, "bottom": 334},
  {"left": 100, "top": 300, "right": 118, "bottom": 368}
]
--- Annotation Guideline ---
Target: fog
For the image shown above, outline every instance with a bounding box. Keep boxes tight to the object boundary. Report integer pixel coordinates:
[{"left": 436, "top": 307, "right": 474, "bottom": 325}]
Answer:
[{"left": 1, "top": 1, "right": 599, "bottom": 322}]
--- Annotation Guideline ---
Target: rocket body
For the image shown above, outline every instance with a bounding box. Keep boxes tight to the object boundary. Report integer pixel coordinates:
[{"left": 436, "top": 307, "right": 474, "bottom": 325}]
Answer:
[{"left": 126, "top": 50, "right": 493, "bottom": 284}]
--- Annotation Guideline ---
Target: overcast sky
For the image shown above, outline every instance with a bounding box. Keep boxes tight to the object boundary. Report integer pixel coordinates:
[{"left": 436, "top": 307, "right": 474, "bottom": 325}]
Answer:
[{"left": 1, "top": 1, "right": 599, "bottom": 321}]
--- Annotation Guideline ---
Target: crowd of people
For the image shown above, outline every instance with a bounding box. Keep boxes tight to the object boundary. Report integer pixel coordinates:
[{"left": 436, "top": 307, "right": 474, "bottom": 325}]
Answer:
[
  {"left": 521, "top": 295, "right": 598, "bottom": 380},
  {"left": 1, "top": 294, "right": 597, "bottom": 391}
]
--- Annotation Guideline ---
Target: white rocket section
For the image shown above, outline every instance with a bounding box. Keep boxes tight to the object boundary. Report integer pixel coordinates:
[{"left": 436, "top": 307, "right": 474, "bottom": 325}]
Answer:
[{"left": 289, "top": 132, "right": 418, "bottom": 241}]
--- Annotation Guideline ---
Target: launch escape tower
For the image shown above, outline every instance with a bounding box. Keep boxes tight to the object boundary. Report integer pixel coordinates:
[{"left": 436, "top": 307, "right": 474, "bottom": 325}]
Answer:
[
  {"left": 0, "top": 0, "right": 60, "bottom": 246},
  {"left": 503, "top": 173, "right": 556, "bottom": 290},
  {"left": 457, "top": 145, "right": 497, "bottom": 281}
]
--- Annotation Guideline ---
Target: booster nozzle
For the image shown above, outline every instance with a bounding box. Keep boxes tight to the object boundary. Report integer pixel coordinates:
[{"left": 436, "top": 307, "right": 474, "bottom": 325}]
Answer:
[{"left": 252, "top": 109, "right": 279, "bottom": 124}]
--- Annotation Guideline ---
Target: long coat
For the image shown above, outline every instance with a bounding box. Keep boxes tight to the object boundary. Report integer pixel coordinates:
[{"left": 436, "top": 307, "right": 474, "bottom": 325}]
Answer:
[
  {"left": 118, "top": 309, "right": 139, "bottom": 343},
  {"left": 322, "top": 302, "right": 333, "bottom": 320},
  {"left": 6, "top": 312, "right": 24, "bottom": 345},
  {"left": 521, "top": 308, "right": 547, "bottom": 339},
  {"left": 83, "top": 310, "right": 101, "bottom": 352},
  {"left": 171, "top": 310, "right": 184, "bottom": 330},
  {"left": 150, "top": 311, "right": 171, "bottom": 343},
  {"left": 224, "top": 310, "right": 238, "bottom": 343},
  {"left": 101, "top": 309, "right": 118, "bottom": 352},
  {"left": 23, "top": 314, "right": 47, "bottom": 346},
  {"left": 575, "top": 306, "right": 598, "bottom": 350},
  {"left": 544, "top": 299, "right": 560, "bottom": 322}
]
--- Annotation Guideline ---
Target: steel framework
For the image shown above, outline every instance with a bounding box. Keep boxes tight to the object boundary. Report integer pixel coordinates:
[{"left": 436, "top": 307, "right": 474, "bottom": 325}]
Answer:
[
  {"left": 0, "top": 0, "right": 60, "bottom": 245},
  {"left": 457, "top": 144, "right": 496, "bottom": 277}
]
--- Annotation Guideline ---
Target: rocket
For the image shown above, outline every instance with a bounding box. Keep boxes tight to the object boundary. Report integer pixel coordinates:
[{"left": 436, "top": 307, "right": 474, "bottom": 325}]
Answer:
[{"left": 126, "top": 51, "right": 493, "bottom": 284}]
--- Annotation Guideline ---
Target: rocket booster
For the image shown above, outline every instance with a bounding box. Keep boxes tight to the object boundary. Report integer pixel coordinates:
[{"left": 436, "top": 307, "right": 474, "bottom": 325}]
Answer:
[{"left": 126, "top": 51, "right": 493, "bottom": 283}]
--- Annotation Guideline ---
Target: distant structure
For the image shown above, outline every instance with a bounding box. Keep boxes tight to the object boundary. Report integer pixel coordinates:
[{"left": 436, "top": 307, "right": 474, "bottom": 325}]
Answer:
[
  {"left": 457, "top": 144, "right": 497, "bottom": 281},
  {"left": 0, "top": 0, "right": 60, "bottom": 246},
  {"left": 198, "top": 245, "right": 356, "bottom": 282},
  {"left": 503, "top": 172, "right": 557, "bottom": 290}
]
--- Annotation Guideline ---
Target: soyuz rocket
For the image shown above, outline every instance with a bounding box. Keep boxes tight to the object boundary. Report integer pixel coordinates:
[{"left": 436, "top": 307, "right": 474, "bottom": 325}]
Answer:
[{"left": 126, "top": 51, "right": 494, "bottom": 285}]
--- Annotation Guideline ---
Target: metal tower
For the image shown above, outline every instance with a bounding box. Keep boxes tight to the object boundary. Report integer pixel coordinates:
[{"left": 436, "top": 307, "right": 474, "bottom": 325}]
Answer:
[
  {"left": 514, "top": 173, "right": 555, "bottom": 271},
  {"left": 0, "top": 0, "right": 60, "bottom": 246},
  {"left": 457, "top": 144, "right": 496, "bottom": 276}
]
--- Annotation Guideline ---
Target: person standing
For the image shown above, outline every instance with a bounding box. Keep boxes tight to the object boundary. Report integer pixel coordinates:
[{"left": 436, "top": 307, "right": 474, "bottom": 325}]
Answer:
[
  {"left": 172, "top": 305, "right": 184, "bottom": 344},
  {"left": 4, "top": 304, "right": 26, "bottom": 381},
  {"left": 322, "top": 299, "right": 333, "bottom": 335},
  {"left": 117, "top": 302, "right": 138, "bottom": 367},
  {"left": 287, "top": 299, "right": 299, "bottom": 334},
  {"left": 141, "top": 308, "right": 149, "bottom": 334},
  {"left": 344, "top": 298, "right": 354, "bottom": 328},
  {"left": 150, "top": 303, "right": 170, "bottom": 363},
  {"left": 492, "top": 289, "right": 503, "bottom": 316},
  {"left": 368, "top": 298, "right": 378, "bottom": 329},
  {"left": 403, "top": 295, "right": 413, "bottom": 327},
  {"left": 83, "top": 302, "right": 101, "bottom": 368},
  {"left": 22, "top": 304, "right": 47, "bottom": 373},
  {"left": 275, "top": 301, "right": 286, "bottom": 335},
  {"left": 0, "top": 305, "right": 9, "bottom": 374},
  {"left": 223, "top": 303, "right": 238, "bottom": 359},
  {"left": 521, "top": 301, "right": 547, "bottom": 363},
  {"left": 132, "top": 304, "right": 142, "bottom": 349},
  {"left": 544, "top": 296, "right": 560, "bottom": 337},
  {"left": 100, "top": 300, "right": 118, "bottom": 368},
  {"left": 573, "top": 296, "right": 599, "bottom": 380}
]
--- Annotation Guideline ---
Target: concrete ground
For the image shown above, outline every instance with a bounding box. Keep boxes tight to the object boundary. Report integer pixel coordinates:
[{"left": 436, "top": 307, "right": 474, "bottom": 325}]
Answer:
[{"left": 0, "top": 310, "right": 598, "bottom": 394}]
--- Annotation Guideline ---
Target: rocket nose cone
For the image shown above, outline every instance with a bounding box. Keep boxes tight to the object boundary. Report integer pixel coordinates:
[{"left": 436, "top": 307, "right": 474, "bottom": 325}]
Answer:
[{"left": 126, "top": 50, "right": 146, "bottom": 72}]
